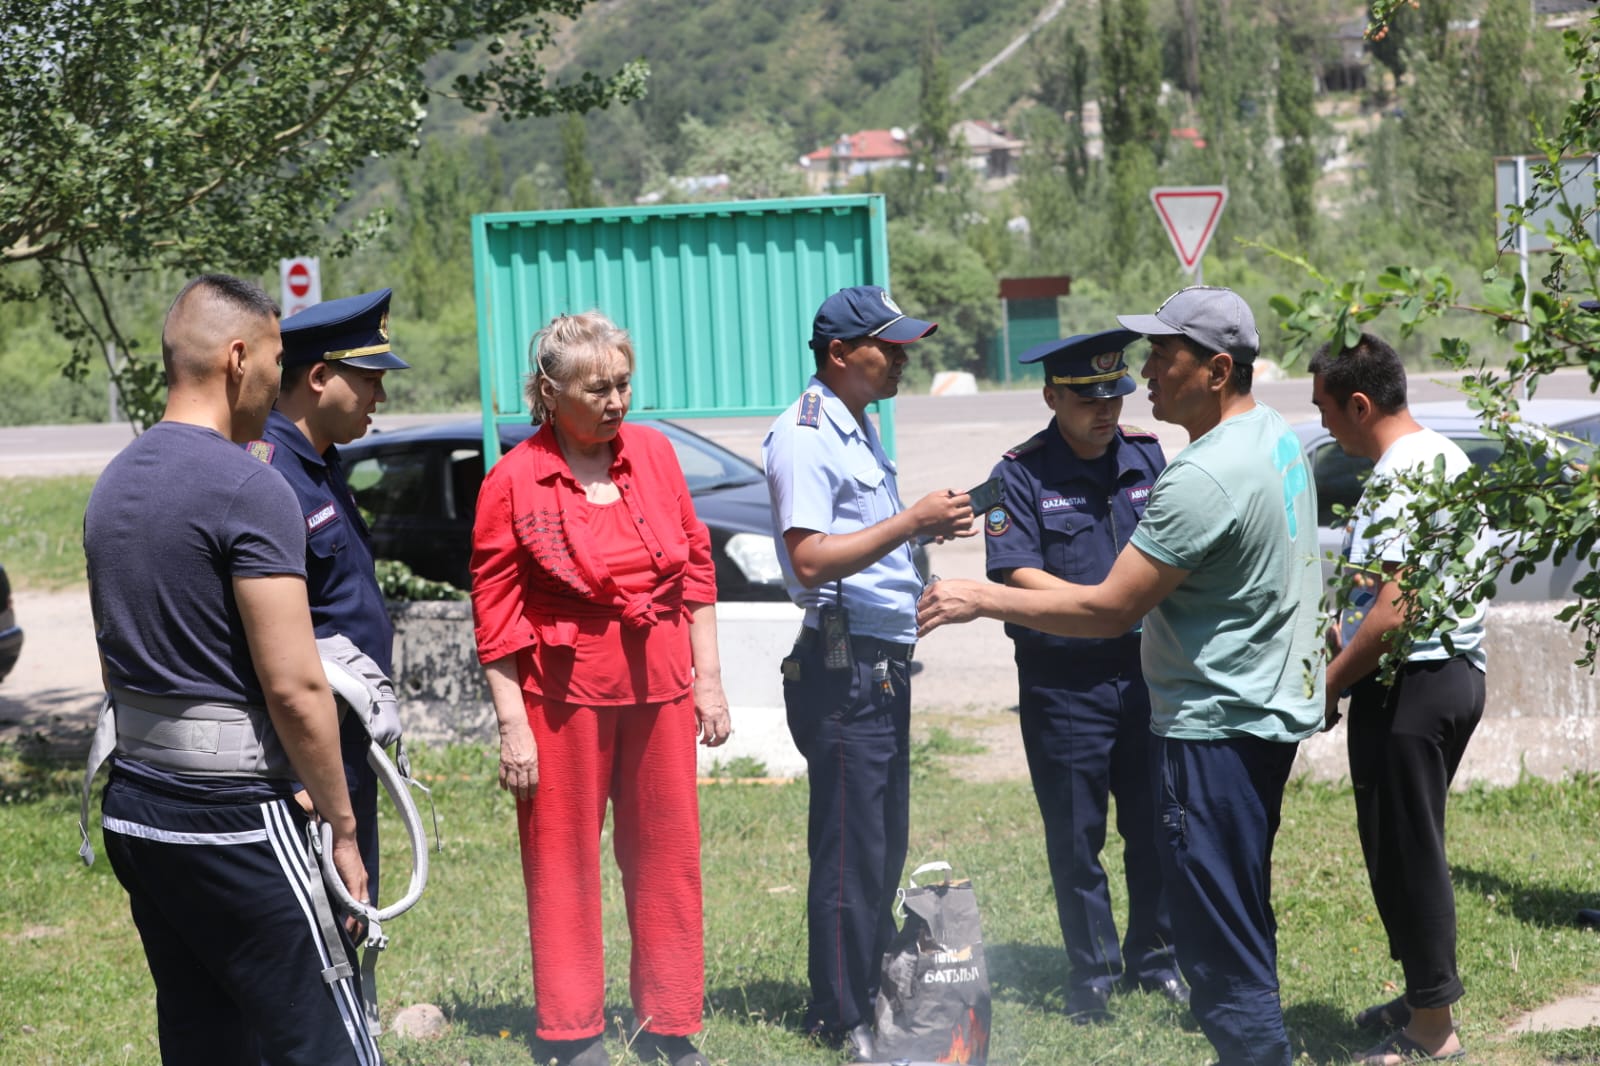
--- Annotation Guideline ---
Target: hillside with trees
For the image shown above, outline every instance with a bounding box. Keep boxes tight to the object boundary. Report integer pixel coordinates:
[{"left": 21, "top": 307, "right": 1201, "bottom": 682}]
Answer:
[{"left": 0, "top": 0, "right": 1589, "bottom": 423}]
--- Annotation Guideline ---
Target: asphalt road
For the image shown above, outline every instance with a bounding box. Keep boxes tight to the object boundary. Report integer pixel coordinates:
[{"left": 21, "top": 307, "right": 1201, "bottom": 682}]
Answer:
[{"left": 4, "top": 367, "right": 1596, "bottom": 775}]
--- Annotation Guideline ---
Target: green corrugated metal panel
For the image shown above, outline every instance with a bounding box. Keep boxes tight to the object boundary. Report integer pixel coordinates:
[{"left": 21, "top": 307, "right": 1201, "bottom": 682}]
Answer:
[
  {"left": 988, "top": 297, "right": 1062, "bottom": 383},
  {"left": 472, "top": 196, "right": 892, "bottom": 457}
]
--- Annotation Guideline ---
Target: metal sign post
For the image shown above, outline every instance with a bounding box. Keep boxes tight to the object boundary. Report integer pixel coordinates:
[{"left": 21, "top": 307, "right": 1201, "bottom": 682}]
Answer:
[{"left": 1150, "top": 186, "right": 1228, "bottom": 284}]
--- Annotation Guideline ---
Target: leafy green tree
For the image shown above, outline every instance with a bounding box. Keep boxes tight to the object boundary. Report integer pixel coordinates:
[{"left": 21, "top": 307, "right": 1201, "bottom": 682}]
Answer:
[
  {"left": 1031, "top": 20, "right": 1093, "bottom": 188},
  {"left": 0, "top": 0, "right": 647, "bottom": 428},
  {"left": 908, "top": 27, "right": 958, "bottom": 218},
  {"left": 1276, "top": 21, "right": 1320, "bottom": 247},
  {"left": 1099, "top": 0, "right": 1165, "bottom": 270},
  {"left": 886, "top": 221, "right": 1000, "bottom": 382},
  {"left": 561, "top": 113, "right": 601, "bottom": 209},
  {"left": 1479, "top": 0, "right": 1531, "bottom": 155},
  {"left": 1273, "top": 7, "right": 1600, "bottom": 665},
  {"left": 673, "top": 115, "right": 805, "bottom": 201}
]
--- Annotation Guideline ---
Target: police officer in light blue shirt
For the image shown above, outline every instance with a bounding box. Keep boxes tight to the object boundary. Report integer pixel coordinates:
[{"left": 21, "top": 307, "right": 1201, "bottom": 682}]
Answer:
[
  {"left": 983, "top": 330, "right": 1184, "bottom": 1023},
  {"left": 247, "top": 288, "right": 410, "bottom": 913},
  {"left": 763, "top": 285, "right": 975, "bottom": 1060}
]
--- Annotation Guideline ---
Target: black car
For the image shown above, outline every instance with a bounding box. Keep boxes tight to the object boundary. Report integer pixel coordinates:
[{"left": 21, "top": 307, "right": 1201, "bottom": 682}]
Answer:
[
  {"left": 341, "top": 419, "right": 793, "bottom": 600},
  {"left": 0, "top": 562, "right": 22, "bottom": 683}
]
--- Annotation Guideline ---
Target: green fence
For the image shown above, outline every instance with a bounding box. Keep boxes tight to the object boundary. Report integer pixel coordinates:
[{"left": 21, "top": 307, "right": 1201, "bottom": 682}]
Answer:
[{"left": 471, "top": 195, "right": 894, "bottom": 460}]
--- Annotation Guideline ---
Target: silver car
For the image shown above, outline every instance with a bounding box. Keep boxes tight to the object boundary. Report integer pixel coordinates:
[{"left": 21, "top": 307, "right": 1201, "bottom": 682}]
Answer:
[{"left": 1293, "top": 399, "right": 1600, "bottom": 602}]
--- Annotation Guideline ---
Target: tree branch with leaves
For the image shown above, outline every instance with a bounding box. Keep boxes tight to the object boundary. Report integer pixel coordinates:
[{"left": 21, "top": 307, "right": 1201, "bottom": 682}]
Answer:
[
  {"left": 0, "top": 0, "right": 648, "bottom": 428},
  {"left": 1270, "top": 8, "right": 1600, "bottom": 669}
]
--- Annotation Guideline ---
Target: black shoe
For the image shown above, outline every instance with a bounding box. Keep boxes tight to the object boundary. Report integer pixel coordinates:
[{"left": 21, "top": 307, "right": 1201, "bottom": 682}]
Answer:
[
  {"left": 542, "top": 1035, "right": 609, "bottom": 1066},
  {"left": 844, "top": 1023, "right": 876, "bottom": 1062},
  {"left": 1120, "top": 972, "right": 1191, "bottom": 1007},
  {"left": 1066, "top": 983, "right": 1111, "bottom": 1025},
  {"left": 808, "top": 1022, "right": 875, "bottom": 1062},
  {"left": 633, "top": 1032, "right": 708, "bottom": 1066},
  {"left": 1146, "top": 974, "right": 1191, "bottom": 1007}
]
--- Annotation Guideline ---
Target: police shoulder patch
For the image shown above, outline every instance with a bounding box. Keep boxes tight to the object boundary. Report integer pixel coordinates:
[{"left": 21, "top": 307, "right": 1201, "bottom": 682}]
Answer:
[
  {"left": 1002, "top": 431, "right": 1049, "bottom": 460},
  {"left": 245, "top": 440, "right": 275, "bottom": 463},
  {"left": 796, "top": 391, "right": 823, "bottom": 428},
  {"left": 985, "top": 507, "right": 1012, "bottom": 536},
  {"left": 1118, "top": 423, "right": 1159, "bottom": 442}
]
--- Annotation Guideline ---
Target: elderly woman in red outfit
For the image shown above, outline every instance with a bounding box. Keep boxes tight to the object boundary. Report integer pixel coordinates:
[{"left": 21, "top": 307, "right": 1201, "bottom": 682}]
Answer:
[{"left": 470, "top": 311, "right": 732, "bottom": 1066}]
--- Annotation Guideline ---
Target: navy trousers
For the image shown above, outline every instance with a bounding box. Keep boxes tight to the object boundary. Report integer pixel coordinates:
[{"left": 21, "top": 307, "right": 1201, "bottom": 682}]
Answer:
[
  {"left": 341, "top": 710, "right": 380, "bottom": 907},
  {"left": 1156, "top": 734, "right": 1298, "bottom": 1066},
  {"left": 1018, "top": 647, "right": 1173, "bottom": 998},
  {"left": 102, "top": 770, "right": 380, "bottom": 1066},
  {"left": 783, "top": 634, "right": 912, "bottom": 1037}
]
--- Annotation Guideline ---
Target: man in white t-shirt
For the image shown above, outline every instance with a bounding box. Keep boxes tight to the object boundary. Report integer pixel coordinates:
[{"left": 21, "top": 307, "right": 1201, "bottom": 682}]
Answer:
[{"left": 1310, "top": 332, "right": 1486, "bottom": 1066}]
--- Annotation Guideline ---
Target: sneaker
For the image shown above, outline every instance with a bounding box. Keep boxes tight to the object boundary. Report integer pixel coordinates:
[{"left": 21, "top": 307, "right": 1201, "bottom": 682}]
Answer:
[{"left": 634, "top": 1031, "right": 709, "bottom": 1066}]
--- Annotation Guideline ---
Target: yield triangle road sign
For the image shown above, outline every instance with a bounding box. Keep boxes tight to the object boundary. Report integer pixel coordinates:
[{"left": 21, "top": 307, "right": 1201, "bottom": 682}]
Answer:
[{"left": 1150, "top": 186, "right": 1228, "bottom": 272}]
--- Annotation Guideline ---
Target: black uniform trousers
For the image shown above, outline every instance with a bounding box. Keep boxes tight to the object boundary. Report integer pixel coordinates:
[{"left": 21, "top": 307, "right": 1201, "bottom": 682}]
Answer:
[
  {"left": 1017, "top": 637, "right": 1174, "bottom": 999},
  {"left": 341, "top": 710, "right": 380, "bottom": 907},
  {"left": 1348, "top": 655, "right": 1485, "bottom": 1010},
  {"left": 102, "top": 769, "right": 380, "bottom": 1066},
  {"left": 783, "top": 631, "right": 912, "bottom": 1038}
]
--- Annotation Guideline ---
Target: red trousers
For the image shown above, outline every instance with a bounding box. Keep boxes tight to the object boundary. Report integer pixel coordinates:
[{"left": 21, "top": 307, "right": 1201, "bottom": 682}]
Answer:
[{"left": 517, "top": 691, "right": 705, "bottom": 1040}]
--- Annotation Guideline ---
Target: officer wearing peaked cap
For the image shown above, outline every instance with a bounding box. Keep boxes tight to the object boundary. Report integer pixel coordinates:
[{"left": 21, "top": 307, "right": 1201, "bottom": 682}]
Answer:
[
  {"left": 983, "top": 329, "right": 1186, "bottom": 1022},
  {"left": 762, "top": 285, "right": 976, "bottom": 1059},
  {"left": 248, "top": 288, "right": 409, "bottom": 925}
]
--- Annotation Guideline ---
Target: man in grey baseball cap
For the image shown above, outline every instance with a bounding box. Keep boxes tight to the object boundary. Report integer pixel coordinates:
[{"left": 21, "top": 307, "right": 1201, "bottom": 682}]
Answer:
[{"left": 920, "top": 283, "right": 1325, "bottom": 1066}]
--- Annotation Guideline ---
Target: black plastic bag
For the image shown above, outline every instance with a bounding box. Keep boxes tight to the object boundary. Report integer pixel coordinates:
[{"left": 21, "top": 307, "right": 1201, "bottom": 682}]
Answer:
[{"left": 873, "top": 861, "right": 991, "bottom": 1064}]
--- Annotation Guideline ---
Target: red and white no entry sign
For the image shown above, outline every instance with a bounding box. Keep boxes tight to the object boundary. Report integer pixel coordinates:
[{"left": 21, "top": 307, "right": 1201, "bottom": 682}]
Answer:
[{"left": 278, "top": 257, "right": 322, "bottom": 313}]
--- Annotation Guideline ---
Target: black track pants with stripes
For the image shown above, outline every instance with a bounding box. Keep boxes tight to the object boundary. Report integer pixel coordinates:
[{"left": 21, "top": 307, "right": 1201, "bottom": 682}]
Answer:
[{"left": 102, "top": 771, "right": 382, "bottom": 1066}]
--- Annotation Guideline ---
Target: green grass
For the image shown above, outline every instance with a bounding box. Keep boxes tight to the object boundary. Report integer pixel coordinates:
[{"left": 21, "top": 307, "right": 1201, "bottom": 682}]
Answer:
[
  {"left": 3, "top": 746, "right": 1599, "bottom": 1064},
  {"left": 0, "top": 474, "right": 95, "bottom": 590}
]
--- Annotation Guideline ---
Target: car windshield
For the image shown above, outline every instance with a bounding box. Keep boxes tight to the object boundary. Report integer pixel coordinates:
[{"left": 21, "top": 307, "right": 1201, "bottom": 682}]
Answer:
[{"left": 654, "top": 424, "right": 763, "bottom": 493}]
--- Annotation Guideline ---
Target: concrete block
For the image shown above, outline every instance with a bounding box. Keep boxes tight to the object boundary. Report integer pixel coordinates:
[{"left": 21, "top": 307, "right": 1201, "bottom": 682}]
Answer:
[
  {"left": 1293, "top": 600, "right": 1600, "bottom": 788},
  {"left": 388, "top": 598, "right": 808, "bottom": 777}
]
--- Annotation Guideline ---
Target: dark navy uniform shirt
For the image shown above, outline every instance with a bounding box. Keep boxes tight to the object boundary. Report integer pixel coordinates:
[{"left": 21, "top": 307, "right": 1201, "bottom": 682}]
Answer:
[
  {"left": 254, "top": 409, "right": 394, "bottom": 675},
  {"left": 983, "top": 421, "right": 1166, "bottom": 666}
]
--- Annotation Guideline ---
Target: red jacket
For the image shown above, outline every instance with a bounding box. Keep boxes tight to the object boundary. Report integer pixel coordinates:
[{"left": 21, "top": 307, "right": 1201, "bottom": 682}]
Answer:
[{"left": 470, "top": 422, "right": 716, "bottom": 706}]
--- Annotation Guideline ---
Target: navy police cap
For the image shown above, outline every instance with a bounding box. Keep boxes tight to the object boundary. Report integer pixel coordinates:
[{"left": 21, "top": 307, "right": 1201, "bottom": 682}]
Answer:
[
  {"left": 1018, "top": 328, "right": 1140, "bottom": 399},
  {"left": 280, "top": 288, "right": 410, "bottom": 371},
  {"left": 810, "top": 285, "right": 938, "bottom": 350}
]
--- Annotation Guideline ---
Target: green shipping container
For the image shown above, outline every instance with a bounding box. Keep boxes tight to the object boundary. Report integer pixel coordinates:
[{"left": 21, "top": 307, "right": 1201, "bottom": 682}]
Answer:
[{"left": 471, "top": 194, "right": 895, "bottom": 461}]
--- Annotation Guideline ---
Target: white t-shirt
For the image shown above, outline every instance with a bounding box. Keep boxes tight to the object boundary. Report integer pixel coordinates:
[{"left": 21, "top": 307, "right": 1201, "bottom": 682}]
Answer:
[{"left": 1340, "top": 426, "right": 1487, "bottom": 668}]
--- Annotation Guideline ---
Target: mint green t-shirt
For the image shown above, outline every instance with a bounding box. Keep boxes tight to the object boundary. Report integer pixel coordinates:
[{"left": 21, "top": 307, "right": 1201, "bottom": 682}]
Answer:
[{"left": 1129, "top": 404, "right": 1326, "bottom": 742}]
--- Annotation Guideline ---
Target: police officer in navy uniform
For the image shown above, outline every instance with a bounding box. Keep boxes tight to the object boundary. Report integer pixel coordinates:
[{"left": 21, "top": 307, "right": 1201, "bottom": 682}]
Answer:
[
  {"left": 983, "top": 329, "right": 1185, "bottom": 1022},
  {"left": 762, "top": 285, "right": 976, "bottom": 1060},
  {"left": 248, "top": 288, "right": 410, "bottom": 912}
]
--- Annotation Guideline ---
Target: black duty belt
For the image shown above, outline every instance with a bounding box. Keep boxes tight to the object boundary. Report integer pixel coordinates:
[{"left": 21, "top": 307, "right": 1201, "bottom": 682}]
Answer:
[{"left": 799, "top": 626, "right": 915, "bottom": 663}]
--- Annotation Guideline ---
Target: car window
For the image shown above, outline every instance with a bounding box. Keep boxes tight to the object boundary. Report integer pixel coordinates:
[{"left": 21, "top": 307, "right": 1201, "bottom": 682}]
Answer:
[
  {"left": 658, "top": 426, "right": 762, "bottom": 492},
  {"left": 447, "top": 448, "right": 485, "bottom": 524},
  {"left": 1310, "top": 443, "right": 1371, "bottom": 528},
  {"left": 348, "top": 450, "right": 434, "bottom": 521}
]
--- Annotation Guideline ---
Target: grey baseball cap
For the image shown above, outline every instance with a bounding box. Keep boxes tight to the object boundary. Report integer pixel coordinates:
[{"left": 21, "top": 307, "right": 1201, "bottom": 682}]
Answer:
[{"left": 1117, "top": 286, "right": 1260, "bottom": 363}]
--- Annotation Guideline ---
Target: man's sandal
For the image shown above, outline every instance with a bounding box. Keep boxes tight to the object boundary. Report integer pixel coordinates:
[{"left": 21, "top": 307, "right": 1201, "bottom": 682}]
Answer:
[
  {"left": 1352, "top": 1030, "right": 1465, "bottom": 1064},
  {"left": 1354, "top": 995, "right": 1411, "bottom": 1031}
]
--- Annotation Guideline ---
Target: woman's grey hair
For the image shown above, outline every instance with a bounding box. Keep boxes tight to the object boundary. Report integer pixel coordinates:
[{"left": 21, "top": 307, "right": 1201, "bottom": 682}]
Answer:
[{"left": 524, "top": 310, "right": 637, "bottom": 423}]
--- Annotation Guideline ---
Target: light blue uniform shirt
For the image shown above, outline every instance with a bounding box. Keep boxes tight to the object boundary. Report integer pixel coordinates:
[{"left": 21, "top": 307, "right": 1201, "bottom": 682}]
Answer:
[
  {"left": 1129, "top": 404, "right": 1326, "bottom": 743},
  {"left": 763, "top": 378, "right": 921, "bottom": 643}
]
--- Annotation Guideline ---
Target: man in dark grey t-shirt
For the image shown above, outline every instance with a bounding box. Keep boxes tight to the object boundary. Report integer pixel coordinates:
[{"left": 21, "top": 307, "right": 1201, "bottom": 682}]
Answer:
[{"left": 83, "top": 274, "right": 379, "bottom": 1065}]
